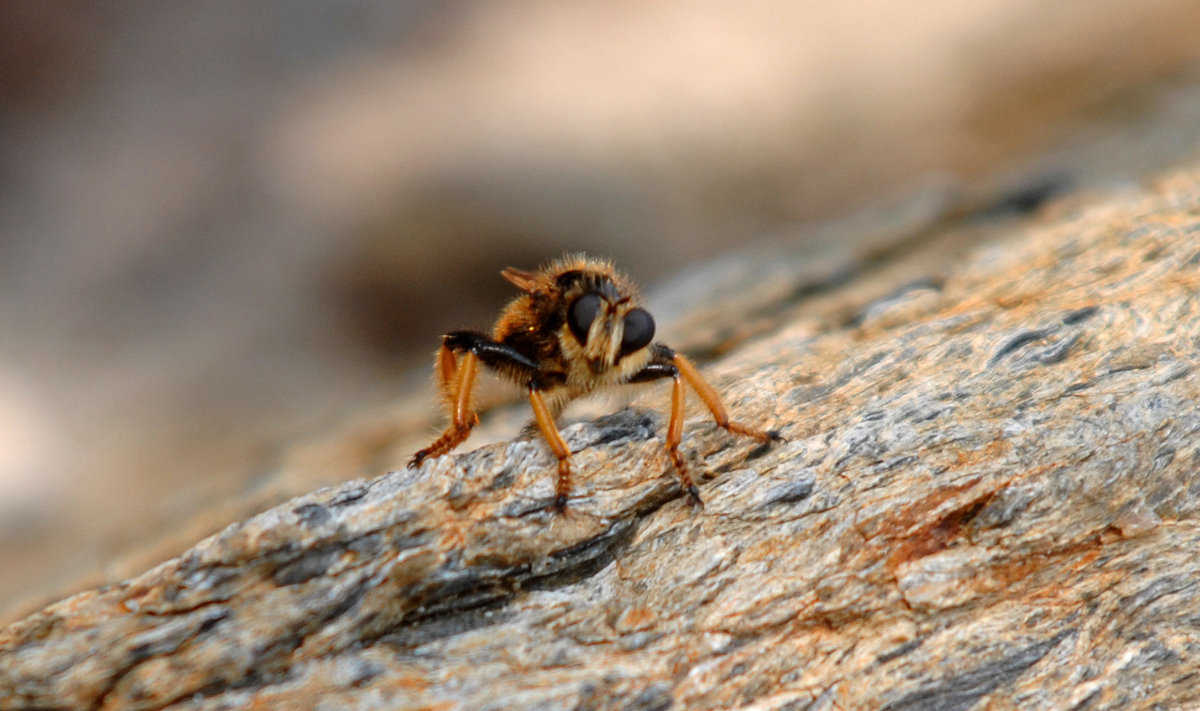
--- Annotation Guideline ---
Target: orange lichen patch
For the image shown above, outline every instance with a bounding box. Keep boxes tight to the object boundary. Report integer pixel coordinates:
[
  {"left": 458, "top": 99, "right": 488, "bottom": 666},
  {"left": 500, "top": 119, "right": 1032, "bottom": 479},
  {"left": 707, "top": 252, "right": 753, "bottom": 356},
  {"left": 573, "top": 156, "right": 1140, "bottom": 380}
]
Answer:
[
  {"left": 995, "top": 292, "right": 1037, "bottom": 310},
  {"left": 369, "top": 671, "right": 435, "bottom": 694},
  {"left": 895, "top": 529, "right": 1120, "bottom": 612},
  {"left": 854, "top": 476, "right": 990, "bottom": 550},
  {"left": 882, "top": 491, "right": 997, "bottom": 572},
  {"left": 613, "top": 605, "right": 657, "bottom": 633}
]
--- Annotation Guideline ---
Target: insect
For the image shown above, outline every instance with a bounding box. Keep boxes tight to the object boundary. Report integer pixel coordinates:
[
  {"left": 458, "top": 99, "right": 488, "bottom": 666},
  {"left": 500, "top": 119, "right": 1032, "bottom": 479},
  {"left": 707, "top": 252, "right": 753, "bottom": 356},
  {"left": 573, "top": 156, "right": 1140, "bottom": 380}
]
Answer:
[{"left": 409, "top": 254, "right": 780, "bottom": 512}]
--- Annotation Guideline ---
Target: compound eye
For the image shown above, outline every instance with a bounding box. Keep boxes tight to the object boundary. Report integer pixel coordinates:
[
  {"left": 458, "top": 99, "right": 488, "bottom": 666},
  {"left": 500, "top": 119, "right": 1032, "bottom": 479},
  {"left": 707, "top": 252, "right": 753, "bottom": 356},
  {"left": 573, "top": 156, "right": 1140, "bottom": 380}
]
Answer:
[
  {"left": 568, "top": 293, "right": 602, "bottom": 344},
  {"left": 620, "top": 308, "right": 655, "bottom": 355}
]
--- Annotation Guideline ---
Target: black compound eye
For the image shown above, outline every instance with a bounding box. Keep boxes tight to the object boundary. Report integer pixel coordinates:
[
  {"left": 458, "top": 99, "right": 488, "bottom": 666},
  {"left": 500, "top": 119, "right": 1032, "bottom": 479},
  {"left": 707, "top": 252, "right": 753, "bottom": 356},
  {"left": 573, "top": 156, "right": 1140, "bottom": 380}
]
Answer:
[
  {"left": 620, "top": 308, "right": 655, "bottom": 355},
  {"left": 568, "top": 293, "right": 602, "bottom": 344}
]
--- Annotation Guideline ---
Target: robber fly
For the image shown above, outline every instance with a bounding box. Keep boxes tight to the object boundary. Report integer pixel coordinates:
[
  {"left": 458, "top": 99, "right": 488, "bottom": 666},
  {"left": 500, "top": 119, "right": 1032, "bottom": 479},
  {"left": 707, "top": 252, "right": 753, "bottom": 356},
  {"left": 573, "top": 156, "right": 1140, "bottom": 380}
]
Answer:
[{"left": 409, "top": 254, "right": 779, "bottom": 512}]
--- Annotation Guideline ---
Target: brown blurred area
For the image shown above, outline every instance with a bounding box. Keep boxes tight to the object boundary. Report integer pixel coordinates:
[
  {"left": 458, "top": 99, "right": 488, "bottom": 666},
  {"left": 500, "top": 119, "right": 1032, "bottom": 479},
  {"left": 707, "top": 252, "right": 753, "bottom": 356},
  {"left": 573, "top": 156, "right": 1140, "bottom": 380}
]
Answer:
[{"left": 3, "top": 0, "right": 1200, "bottom": 617}]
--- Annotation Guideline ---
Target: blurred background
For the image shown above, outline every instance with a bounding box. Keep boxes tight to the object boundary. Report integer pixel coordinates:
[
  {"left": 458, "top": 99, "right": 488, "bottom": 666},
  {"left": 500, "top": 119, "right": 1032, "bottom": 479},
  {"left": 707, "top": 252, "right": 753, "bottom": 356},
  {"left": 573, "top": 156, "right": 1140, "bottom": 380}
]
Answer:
[{"left": 4, "top": 0, "right": 1200, "bottom": 618}]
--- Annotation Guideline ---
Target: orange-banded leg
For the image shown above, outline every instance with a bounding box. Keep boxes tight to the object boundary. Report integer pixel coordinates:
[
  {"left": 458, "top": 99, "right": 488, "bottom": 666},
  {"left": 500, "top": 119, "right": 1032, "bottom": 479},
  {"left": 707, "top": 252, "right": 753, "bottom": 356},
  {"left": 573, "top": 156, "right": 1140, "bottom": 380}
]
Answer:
[
  {"left": 410, "top": 349, "right": 480, "bottom": 467},
  {"left": 660, "top": 352, "right": 782, "bottom": 507},
  {"left": 672, "top": 353, "right": 779, "bottom": 443},
  {"left": 436, "top": 342, "right": 459, "bottom": 405},
  {"left": 529, "top": 387, "right": 573, "bottom": 513},
  {"left": 667, "top": 373, "right": 704, "bottom": 507}
]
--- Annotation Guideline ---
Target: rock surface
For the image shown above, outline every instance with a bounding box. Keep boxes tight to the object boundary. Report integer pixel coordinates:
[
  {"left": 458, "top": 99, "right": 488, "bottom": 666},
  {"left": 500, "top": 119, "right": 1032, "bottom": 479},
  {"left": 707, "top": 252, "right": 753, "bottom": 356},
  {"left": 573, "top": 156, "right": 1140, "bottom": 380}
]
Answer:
[
  {"left": 7, "top": 0, "right": 1200, "bottom": 631},
  {"left": 4, "top": 171, "right": 1200, "bottom": 709}
]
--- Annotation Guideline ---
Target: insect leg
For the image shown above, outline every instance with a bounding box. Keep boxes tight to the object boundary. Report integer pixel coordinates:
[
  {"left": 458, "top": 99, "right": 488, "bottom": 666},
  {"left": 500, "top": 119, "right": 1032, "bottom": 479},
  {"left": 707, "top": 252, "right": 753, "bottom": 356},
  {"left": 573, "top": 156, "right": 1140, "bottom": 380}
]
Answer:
[
  {"left": 667, "top": 373, "right": 704, "bottom": 507},
  {"left": 444, "top": 330, "right": 540, "bottom": 376},
  {"left": 627, "top": 348, "right": 703, "bottom": 505},
  {"left": 529, "top": 387, "right": 573, "bottom": 513},
  {"left": 436, "top": 343, "right": 459, "bottom": 405},
  {"left": 629, "top": 346, "right": 778, "bottom": 505},
  {"left": 410, "top": 350, "right": 481, "bottom": 467},
  {"left": 672, "top": 352, "right": 779, "bottom": 443},
  {"left": 412, "top": 330, "right": 543, "bottom": 469}
]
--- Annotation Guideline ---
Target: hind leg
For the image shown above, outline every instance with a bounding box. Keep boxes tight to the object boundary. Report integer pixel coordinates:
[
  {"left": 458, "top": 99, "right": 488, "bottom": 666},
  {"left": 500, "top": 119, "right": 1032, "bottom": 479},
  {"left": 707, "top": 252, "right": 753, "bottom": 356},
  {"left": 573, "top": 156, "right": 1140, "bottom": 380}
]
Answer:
[{"left": 410, "top": 347, "right": 480, "bottom": 467}]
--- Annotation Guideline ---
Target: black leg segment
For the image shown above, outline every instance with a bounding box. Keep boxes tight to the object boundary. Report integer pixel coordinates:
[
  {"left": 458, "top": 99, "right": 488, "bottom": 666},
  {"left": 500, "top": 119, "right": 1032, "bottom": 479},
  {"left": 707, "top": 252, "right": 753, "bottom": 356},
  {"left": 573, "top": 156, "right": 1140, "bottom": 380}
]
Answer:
[{"left": 444, "top": 330, "right": 540, "bottom": 381}]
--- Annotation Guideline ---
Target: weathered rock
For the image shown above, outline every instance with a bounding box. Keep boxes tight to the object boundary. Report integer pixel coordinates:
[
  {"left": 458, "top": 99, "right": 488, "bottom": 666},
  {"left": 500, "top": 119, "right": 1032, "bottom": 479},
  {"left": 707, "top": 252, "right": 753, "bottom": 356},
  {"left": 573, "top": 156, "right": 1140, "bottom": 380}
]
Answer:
[{"left": 4, "top": 170, "right": 1200, "bottom": 710}]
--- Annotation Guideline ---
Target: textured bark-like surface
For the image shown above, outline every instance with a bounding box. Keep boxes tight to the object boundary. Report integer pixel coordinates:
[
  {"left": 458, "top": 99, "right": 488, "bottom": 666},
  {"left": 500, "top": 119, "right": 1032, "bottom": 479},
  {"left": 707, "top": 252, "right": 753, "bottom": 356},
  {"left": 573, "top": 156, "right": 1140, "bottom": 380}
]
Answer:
[{"left": 4, "top": 171, "right": 1200, "bottom": 710}]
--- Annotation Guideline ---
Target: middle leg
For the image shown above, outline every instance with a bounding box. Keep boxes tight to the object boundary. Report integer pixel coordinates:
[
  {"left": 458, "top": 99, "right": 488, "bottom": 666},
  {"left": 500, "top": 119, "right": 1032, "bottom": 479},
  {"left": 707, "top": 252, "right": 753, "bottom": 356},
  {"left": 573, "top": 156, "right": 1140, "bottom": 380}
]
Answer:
[{"left": 529, "top": 387, "right": 573, "bottom": 513}]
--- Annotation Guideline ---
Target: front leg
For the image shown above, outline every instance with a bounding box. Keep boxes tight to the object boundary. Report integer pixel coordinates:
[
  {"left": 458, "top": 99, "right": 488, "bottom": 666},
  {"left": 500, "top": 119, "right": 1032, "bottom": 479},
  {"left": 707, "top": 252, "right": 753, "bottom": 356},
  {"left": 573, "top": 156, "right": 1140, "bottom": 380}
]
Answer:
[
  {"left": 671, "top": 351, "right": 781, "bottom": 444},
  {"left": 628, "top": 344, "right": 780, "bottom": 506},
  {"left": 626, "top": 346, "right": 702, "bottom": 505}
]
